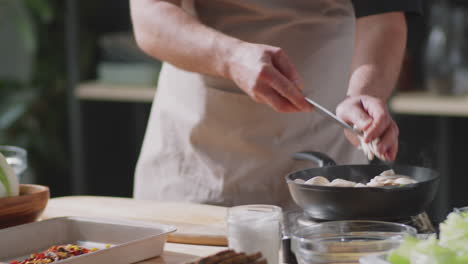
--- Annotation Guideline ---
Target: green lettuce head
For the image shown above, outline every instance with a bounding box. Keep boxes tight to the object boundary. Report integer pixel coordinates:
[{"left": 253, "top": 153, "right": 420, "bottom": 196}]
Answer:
[{"left": 440, "top": 210, "right": 468, "bottom": 253}]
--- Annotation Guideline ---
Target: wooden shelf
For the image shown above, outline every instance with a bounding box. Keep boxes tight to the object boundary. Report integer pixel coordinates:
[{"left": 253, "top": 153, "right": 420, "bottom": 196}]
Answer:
[
  {"left": 76, "top": 81, "right": 155, "bottom": 103},
  {"left": 75, "top": 84, "right": 468, "bottom": 117},
  {"left": 390, "top": 91, "right": 468, "bottom": 117}
]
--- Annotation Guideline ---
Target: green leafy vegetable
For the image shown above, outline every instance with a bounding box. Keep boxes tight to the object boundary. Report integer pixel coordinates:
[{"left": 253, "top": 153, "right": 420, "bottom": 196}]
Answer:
[
  {"left": 0, "top": 152, "right": 19, "bottom": 198},
  {"left": 0, "top": 165, "right": 11, "bottom": 196},
  {"left": 411, "top": 236, "right": 457, "bottom": 264},
  {"left": 440, "top": 211, "right": 468, "bottom": 253},
  {"left": 388, "top": 210, "right": 468, "bottom": 264},
  {"left": 387, "top": 236, "right": 420, "bottom": 264}
]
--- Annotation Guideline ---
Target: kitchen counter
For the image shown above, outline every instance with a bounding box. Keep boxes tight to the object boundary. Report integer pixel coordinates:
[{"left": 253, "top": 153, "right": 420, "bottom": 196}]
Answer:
[
  {"left": 38, "top": 196, "right": 229, "bottom": 263},
  {"left": 138, "top": 243, "right": 226, "bottom": 264}
]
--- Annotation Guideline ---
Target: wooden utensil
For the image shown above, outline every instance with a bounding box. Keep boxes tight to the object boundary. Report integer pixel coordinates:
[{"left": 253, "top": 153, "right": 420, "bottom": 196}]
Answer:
[
  {"left": 41, "top": 196, "right": 228, "bottom": 246},
  {"left": 0, "top": 184, "right": 49, "bottom": 229}
]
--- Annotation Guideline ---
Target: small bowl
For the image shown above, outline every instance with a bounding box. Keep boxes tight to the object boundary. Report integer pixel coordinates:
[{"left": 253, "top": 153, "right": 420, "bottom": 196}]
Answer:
[
  {"left": 0, "top": 184, "right": 50, "bottom": 229},
  {"left": 291, "top": 221, "right": 416, "bottom": 264}
]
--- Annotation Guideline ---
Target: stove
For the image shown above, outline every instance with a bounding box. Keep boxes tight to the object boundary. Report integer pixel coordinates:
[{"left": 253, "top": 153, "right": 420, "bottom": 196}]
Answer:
[{"left": 281, "top": 211, "right": 435, "bottom": 264}]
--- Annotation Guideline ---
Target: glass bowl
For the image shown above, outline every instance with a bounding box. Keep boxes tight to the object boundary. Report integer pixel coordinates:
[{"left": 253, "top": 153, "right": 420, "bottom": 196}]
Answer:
[
  {"left": 291, "top": 221, "right": 417, "bottom": 264},
  {"left": 0, "top": 145, "right": 27, "bottom": 180}
]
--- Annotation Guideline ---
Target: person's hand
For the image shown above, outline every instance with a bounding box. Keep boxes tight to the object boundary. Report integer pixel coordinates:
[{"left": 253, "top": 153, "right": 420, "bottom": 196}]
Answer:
[
  {"left": 225, "top": 42, "right": 313, "bottom": 113},
  {"left": 336, "top": 95, "right": 399, "bottom": 161}
]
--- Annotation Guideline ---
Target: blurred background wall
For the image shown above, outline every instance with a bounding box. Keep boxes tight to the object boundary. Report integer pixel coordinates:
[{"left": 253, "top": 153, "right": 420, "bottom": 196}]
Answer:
[{"left": 1, "top": 0, "right": 468, "bottom": 223}]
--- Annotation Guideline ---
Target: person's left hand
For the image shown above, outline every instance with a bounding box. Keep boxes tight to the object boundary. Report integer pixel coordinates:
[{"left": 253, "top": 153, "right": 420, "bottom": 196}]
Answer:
[{"left": 336, "top": 95, "right": 399, "bottom": 161}]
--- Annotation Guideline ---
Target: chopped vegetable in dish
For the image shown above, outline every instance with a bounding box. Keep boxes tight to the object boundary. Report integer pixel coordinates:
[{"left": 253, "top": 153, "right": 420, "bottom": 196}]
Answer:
[
  {"left": 439, "top": 210, "right": 468, "bottom": 252},
  {"left": 10, "top": 244, "right": 100, "bottom": 264},
  {"left": 388, "top": 209, "right": 468, "bottom": 264}
]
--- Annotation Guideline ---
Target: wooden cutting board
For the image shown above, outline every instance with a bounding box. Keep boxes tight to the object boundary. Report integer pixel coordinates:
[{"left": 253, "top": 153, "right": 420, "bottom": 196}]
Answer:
[{"left": 41, "top": 196, "right": 228, "bottom": 246}]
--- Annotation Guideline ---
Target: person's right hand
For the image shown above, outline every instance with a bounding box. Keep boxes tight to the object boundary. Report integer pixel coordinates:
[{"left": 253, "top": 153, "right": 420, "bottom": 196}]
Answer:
[{"left": 225, "top": 42, "right": 313, "bottom": 113}]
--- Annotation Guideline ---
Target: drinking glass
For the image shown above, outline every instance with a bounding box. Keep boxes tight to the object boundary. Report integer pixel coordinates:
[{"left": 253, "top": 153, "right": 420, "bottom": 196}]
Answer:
[
  {"left": 0, "top": 146, "right": 27, "bottom": 181},
  {"left": 227, "top": 205, "right": 282, "bottom": 264}
]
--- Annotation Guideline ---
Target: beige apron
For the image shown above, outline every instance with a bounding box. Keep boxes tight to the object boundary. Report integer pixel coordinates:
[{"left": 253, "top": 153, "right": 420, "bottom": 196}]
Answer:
[{"left": 134, "top": 0, "right": 367, "bottom": 209}]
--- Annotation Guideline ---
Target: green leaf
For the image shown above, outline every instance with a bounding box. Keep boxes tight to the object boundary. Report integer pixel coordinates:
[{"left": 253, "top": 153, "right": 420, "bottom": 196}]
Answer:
[
  {"left": 0, "top": 104, "right": 27, "bottom": 130},
  {"left": 25, "top": 0, "right": 53, "bottom": 23},
  {"left": 0, "top": 164, "right": 11, "bottom": 196},
  {"left": 0, "top": 90, "right": 36, "bottom": 130},
  {"left": 10, "top": 1, "right": 37, "bottom": 53}
]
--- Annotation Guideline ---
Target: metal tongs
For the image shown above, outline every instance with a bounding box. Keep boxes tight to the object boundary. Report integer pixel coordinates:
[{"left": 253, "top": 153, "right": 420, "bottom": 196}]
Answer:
[{"left": 305, "top": 97, "right": 364, "bottom": 137}]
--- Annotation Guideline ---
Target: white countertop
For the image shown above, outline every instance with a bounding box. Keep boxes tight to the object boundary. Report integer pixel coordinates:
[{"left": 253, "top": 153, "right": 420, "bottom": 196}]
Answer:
[{"left": 138, "top": 243, "right": 226, "bottom": 264}]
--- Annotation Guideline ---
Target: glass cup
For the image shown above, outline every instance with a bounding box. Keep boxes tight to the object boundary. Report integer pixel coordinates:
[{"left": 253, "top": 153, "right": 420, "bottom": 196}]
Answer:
[
  {"left": 227, "top": 205, "right": 282, "bottom": 264},
  {"left": 0, "top": 146, "right": 27, "bottom": 181}
]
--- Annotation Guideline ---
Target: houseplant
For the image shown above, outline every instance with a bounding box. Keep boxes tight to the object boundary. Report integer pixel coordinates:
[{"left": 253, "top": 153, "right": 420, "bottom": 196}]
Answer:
[{"left": 0, "top": 0, "right": 69, "bottom": 194}]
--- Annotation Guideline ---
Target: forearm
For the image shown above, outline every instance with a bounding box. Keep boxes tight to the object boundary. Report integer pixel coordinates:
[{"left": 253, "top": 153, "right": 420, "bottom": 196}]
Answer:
[
  {"left": 347, "top": 12, "right": 407, "bottom": 101},
  {"left": 130, "top": 0, "right": 241, "bottom": 78}
]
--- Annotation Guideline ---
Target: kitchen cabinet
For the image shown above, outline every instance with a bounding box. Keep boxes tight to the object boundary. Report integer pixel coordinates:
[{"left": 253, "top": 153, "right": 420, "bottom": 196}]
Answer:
[
  {"left": 390, "top": 91, "right": 468, "bottom": 223},
  {"left": 389, "top": 0, "right": 468, "bottom": 223},
  {"left": 76, "top": 83, "right": 153, "bottom": 197},
  {"left": 65, "top": 0, "right": 154, "bottom": 197}
]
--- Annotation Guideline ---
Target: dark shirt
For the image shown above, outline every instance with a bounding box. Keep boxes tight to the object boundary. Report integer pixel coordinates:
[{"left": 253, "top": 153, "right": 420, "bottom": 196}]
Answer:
[{"left": 352, "top": 0, "right": 423, "bottom": 18}]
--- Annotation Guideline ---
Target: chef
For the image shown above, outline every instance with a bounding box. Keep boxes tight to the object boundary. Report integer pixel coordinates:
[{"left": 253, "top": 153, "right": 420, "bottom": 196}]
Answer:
[{"left": 130, "top": 0, "right": 421, "bottom": 208}]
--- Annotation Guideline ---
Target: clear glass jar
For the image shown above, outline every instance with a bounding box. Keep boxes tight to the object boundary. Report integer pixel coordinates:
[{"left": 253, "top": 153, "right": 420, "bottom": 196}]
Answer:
[{"left": 227, "top": 204, "right": 282, "bottom": 264}]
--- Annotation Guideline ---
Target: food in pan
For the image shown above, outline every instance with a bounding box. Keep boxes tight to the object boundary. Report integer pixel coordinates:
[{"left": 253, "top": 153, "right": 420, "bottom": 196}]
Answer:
[
  {"left": 9, "top": 244, "right": 110, "bottom": 264},
  {"left": 366, "top": 169, "right": 417, "bottom": 187},
  {"left": 294, "top": 169, "right": 417, "bottom": 187},
  {"left": 328, "top": 178, "right": 357, "bottom": 187},
  {"left": 0, "top": 152, "right": 19, "bottom": 198},
  {"left": 304, "top": 176, "right": 329, "bottom": 186},
  {"left": 367, "top": 174, "right": 417, "bottom": 187},
  {"left": 388, "top": 209, "right": 468, "bottom": 264}
]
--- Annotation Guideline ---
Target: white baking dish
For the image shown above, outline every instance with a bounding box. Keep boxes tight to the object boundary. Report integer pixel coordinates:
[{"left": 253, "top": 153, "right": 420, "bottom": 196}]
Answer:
[{"left": 0, "top": 216, "right": 176, "bottom": 264}]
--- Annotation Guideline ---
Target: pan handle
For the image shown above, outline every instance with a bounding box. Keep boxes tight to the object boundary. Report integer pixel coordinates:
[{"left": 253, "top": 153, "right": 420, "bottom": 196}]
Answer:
[{"left": 293, "top": 151, "right": 337, "bottom": 167}]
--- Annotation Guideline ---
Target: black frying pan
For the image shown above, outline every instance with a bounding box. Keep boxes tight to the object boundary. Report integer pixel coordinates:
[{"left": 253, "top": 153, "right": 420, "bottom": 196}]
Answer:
[{"left": 286, "top": 152, "right": 440, "bottom": 221}]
